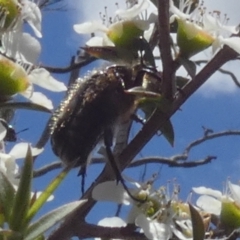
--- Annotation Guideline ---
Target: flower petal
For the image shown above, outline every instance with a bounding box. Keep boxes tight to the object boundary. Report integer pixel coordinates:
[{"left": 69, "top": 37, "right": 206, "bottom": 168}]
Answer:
[
  {"left": 219, "top": 36, "right": 240, "bottom": 54},
  {"left": 95, "top": 217, "right": 126, "bottom": 240},
  {"left": 73, "top": 21, "right": 108, "bottom": 34},
  {"left": 92, "top": 181, "right": 132, "bottom": 205},
  {"left": 23, "top": 91, "right": 54, "bottom": 110},
  {"left": 17, "top": 33, "right": 41, "bottom": 63},
  {"left": 85, "top": 36, "right": 104, "bottom": 46},
  {"left": 192, "top": 186, "right": 222, "bottom": 199},
  {"left": 0, "top": 121, "right": 7, "bottom": 141},
  {"left": 98, "top": 216, "right": 126, "bottom": 227},
  {"left": 228, "top": 181, "right": 240, "bottom": 205},
  {"left": 29, "top": 68, "right": 67, "bottom": 92},
  {"left": 9, "top": 142, "right": 43, "bottom": 159},
  {"left": 169, "top": 0, "right": 190, "bottom": 22},
  {"left": 115, "top": 0, "right": 150, "bottom": 19},
  {"left": 21, "top": 1, "right": 42, "bottom": 38},
  {"left": 136, "top": 214, "right": 172, "bottom": 240},
  {"left": 196, "top": 195, "right": 221, "bottom": 215}
]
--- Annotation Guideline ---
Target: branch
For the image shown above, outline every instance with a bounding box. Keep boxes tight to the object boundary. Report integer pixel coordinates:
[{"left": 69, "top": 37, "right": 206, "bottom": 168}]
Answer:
[
  {"left": 73, "top": 222, "right": 146, "bottom": 240},
  {"left": 129, "top": 156, "right": 216, "bottom": 168},
  {"left": 184, "top": 130, "right": 240, "bottom": 155},
  {"left": 195, "top": 60, "right": 240, "bottom": 88},
  {"left": 40, "top": 55, "right": 96, "bottom": 74},
  {"left": 225, "top": 229, "right": 240, "bottom": 240},
  {"left": 157, "top": 0, "right": 175, "bottom": 99},
  {"left": 34, "top": 129, "right": 240, "bottom": 178},
  {"left": 33, "top": 161, "right": 62, "bottom": 177}
]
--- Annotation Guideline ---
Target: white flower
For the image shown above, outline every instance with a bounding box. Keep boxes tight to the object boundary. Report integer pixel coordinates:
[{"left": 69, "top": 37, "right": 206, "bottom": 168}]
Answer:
[
  {"left": 170, "top": 0, "right": 240, "bottom": 56},
  {"left": 136, "top": 214, "right": 172, "bottom": 240},
  {"left": 73, "top": 0, "right": 157, "bottom": 47},
  {"left": 0, "top": 0, "right": 42, "bottom": 63},
  {"left": 193, "top": 180, "right": 240, "bottom": 215},
  {"left": 92, "top": 180, "right": 133, "bottom": 205},
  {"left": 0, "top": 55, "right": 67, "bottom": 110},
  {"left": 93, "top": 180, "right": 191, "bottom": 240},
  {"left": 20, "top": 0, "right": 42, "bottom": 38},
  {"left": 0, "top": 143, "right": 43, "bottom": 188},
  {"left": 2, "top": 32, "right": 41, "bottom": 63},
  {"left": 0, "top": 142, "right": 54, "bottom": 201}
]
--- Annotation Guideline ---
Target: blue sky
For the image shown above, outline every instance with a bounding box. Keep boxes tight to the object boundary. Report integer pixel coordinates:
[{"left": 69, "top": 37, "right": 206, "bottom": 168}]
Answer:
[{"left": 8, "top": 0, "right": 240, "bottom": 228}]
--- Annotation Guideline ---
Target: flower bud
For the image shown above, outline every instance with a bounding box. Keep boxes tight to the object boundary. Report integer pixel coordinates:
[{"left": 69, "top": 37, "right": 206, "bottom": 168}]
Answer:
[
  {"left": 177, "top": 18, "right": 214, "bottom": 58},
  {"left": 0, "top": 0, "right": 20, "bottom": 31},
  {"left": 107, "top": 20, "right": 145, "bottom": 47},
  {"left": 0, "top": 56, "right": 29, "bottom": 97},
  {"left": 220, "top": 199, "right": 240, "bottom": 229}
]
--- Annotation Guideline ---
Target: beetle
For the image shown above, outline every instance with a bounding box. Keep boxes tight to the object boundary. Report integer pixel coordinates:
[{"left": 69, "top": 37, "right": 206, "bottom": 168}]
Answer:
[{"left": 50, "top": 64, "right": 162, "bottom": 190}]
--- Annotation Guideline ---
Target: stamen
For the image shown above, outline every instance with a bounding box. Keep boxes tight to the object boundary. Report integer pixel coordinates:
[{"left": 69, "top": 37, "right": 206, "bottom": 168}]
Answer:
[{"left": 0, "top": 7, "right": 7, "bottom": 29}]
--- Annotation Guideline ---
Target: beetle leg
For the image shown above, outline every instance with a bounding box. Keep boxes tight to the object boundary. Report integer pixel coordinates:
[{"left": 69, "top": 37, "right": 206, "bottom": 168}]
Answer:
[
  {"left": 78, "top": 166, "right": 86, "bottom": 195},
  {"left": 103, "top": 127, "right": 146, "bottom": 203},
  {"left": 131, "top": 114, "right": 146, "bottom": 125}
]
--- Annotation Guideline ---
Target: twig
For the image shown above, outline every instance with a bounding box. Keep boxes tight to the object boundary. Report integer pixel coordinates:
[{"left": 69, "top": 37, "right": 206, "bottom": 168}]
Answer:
[
  {"left": 33, "top": 161, "right": 62, "bottom": 177},
  {"left": 184, "top": 130, "right": 240, "bottom": 155},
  {"left": 34, "top": 129, "right": 240, "bottom": 180},
  {"left": 195, "top": 60, "right": 240, "bottom": 88},
  {"left": 40, "top": 55, "right": 96, "bottom": 74},
  {"left": 129, "top": 156, "right": 216, "bottom": 168},
  {"left": 225, "top": 229, "right": 240, "bottom": 240}
]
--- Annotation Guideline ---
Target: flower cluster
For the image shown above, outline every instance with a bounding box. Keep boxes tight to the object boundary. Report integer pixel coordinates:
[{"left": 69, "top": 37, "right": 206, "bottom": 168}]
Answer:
[
  {"left": 73, "top": 0, "right": 157, "bottom": 64},
  {"left": 0, "top": 120, "right": 54, "bottom": 201},
  {"left": 74, "top": 0, "right": 240, "bottom": 63},
  {"left": 170, "top": 0, "right": 240, "bottom": 58},
  {"left": 92, "top": 179, "right": 240, "bottom": 239},
  {"left": 193, "top": 180, "right": 240, "bottom": 231},
  {"left": 0, "top": 0, "right": 67, "bottom": 109},
  {"left": 92, "top": 180, "right": 195, "bottom": 240}
]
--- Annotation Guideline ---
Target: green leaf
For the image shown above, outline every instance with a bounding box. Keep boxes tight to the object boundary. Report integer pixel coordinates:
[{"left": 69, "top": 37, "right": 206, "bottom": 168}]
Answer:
[
  {"left": 132, "top": 37, "right": 156, "bottom": 67},
  {"left": 176, "top": 76, "right": 189, "bottom": 88},
  {"left": 9, "top": 146, "right": 33, "bottom": 232},
  {"left": 160, "top": 119, "right": 174, "bottom": 147},
  {"left": 189, "top": 203, "right": 205, "bottom": 240},
  {"left": 0, "top": 229, "right": 22, "bottom": 240},
  {"left": 0, "top": 102, "right": 51, "bottom": 113},
  {"left": 179, "top": 57, "right": 197, "bottom": 79},
  {"left": 139, "top": 95, "right": 172, "bottom": 114},
  {"left": 26, "top": 167, "right": 70, "bottom": 224},
  {"left": 25, "top": 200, "right": 87, "bottom": 240},
  {"left": 0, "top": 172, "right": 15, "bottom": 222},
  {"left": 0, "top": 171, "right": 15, "bottom": 222}
]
